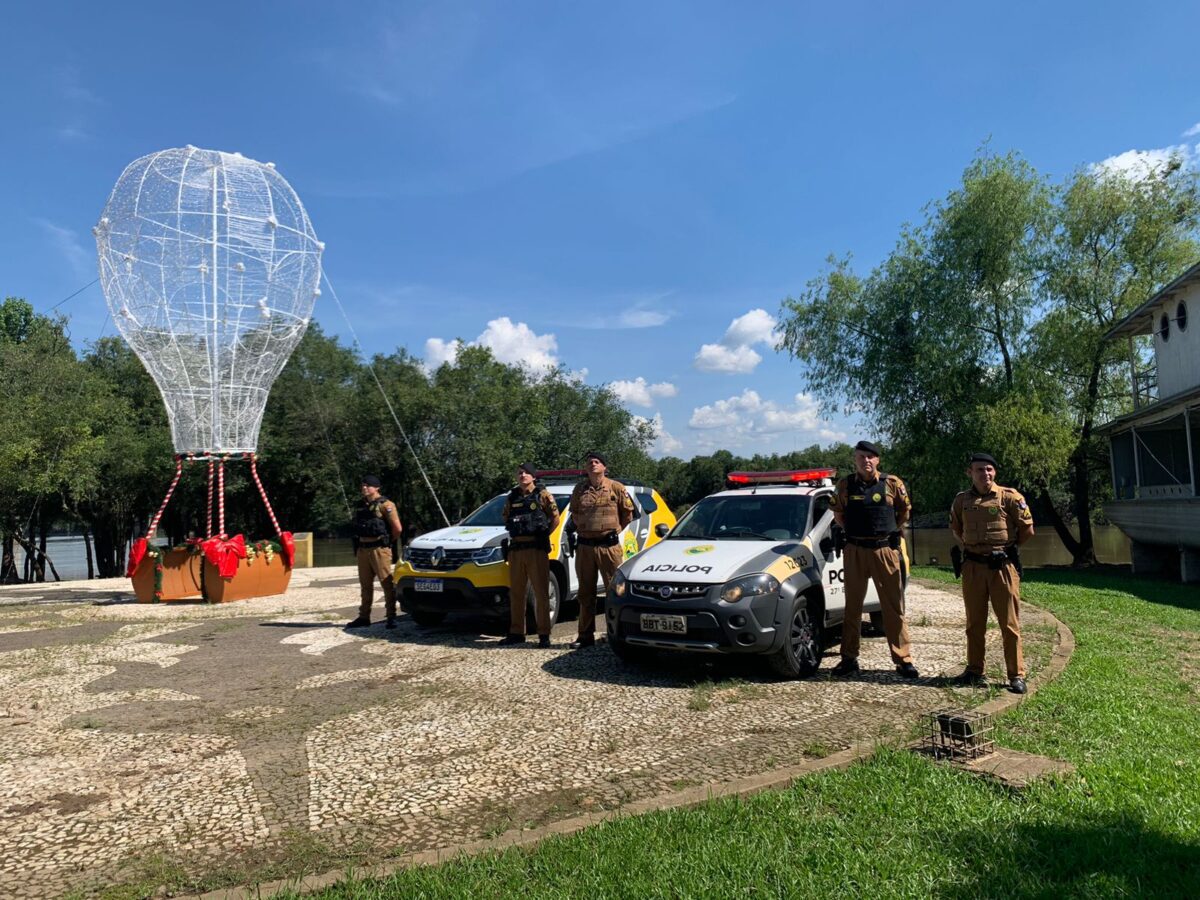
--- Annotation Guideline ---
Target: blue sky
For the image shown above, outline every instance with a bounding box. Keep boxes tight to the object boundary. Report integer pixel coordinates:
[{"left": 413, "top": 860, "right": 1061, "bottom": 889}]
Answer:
[{"left": 4, "top": 1, "right": 1199, "bottom": 459}]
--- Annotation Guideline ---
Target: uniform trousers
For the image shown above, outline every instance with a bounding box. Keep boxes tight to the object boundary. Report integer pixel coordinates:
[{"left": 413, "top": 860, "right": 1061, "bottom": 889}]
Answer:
[
  {"left": 962, "top": 559, "right": 1025, "bottom": 678},
  {"left": 840, "top": 542, "right": 913, "bottom": 664},
  {"left": 574, "top": 543, "right": 623, "bottom": 637},
  {"left": 357, "top": 544, "right": 396, "bottom": 619},
  {"left": 509, "top": 546, "right": 551, "bottom": 636}
]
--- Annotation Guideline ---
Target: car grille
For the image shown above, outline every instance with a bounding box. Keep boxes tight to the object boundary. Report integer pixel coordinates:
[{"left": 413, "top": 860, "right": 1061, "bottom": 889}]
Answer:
[
  {"left": 406, "top": 548, "right": 476, "bottom": 571},
  {"left": 630, "top": 582, "right": 713, "bottom": 601}
]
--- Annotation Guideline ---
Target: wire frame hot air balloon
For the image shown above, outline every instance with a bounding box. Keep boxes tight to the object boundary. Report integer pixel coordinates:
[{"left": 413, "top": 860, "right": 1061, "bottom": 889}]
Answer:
[{"left": 95, "top": 146, "right": 323, "bottom": 597}]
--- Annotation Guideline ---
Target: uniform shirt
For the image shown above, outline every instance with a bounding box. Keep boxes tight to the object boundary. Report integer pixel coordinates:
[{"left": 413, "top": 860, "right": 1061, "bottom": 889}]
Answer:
[
  {"left": 569, "top": 477, "right": 635, "bottom": 536},
  {"left": 829, "top": 473, "right": 911, "bottom": 531},
  {"left": 950, "top": 484, "right": 1032, "bottom": 553},
  {"left": 501, "top": 485, "right": 561, "bottom": 539}
]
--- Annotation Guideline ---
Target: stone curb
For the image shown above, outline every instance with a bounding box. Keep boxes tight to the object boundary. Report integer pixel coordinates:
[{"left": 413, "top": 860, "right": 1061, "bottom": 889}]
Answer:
[{"left": 190, "top": 595, "right": 1075, "bottom": 900}]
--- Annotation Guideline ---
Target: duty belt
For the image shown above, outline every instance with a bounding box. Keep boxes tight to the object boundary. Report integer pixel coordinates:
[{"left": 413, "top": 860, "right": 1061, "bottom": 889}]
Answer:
[
  {"left": 508, "top": 540, "right": 543, "bottom": 552},
  {"left": 577, "top": 533, "right": 620, "bottom": 547},
  {"left": 357, "top": 538, "right": 387, "bottom": 547},
  {"left": 846, "top": 536, "right": 891, "bottom": 549},
  {"left": 964, "top": 548, "right": 1014, "bottom": 568}
]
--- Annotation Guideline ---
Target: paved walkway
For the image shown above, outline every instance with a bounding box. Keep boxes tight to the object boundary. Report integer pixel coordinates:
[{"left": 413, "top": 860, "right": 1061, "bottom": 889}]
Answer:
[{"left": 0, "top": 569, "right": 1057, "bottom": 897}]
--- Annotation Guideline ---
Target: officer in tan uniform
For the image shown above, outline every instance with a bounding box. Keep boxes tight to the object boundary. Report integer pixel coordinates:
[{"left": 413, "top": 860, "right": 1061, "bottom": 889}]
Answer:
[
  {"left": 828, "top": 440, "right": 919, "bottom": 678},
  {"left": 347, "top": 475, "right": 403, "bottom": 630},
  {"left": 498, "top": 463, "right": 560, "bottom": 648},
  {"left": 568, "top": 450, "right": 634, "bottom": 649},
  {"left": 949, "top": 452, "right": 1034, "bottom": 694}
]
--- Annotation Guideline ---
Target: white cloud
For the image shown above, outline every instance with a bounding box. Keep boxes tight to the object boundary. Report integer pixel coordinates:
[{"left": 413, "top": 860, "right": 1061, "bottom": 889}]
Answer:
[
  {"left": 693, "top": 308, "right": 779, "bottom": 374},
  {"left": 424, "top": 317, "right": 560, "bottom": 374},
  {"left": 618, "top": 307, "right": 671, "bottom": 328},
  {"left": 689, "top": 389, "right": 845, "bottom": 441},
  {"left": 694, "top": 343, "right": 763, "bottom": 374},
  {"left": 634, "top": 412, "right": 683, "bottom": 457},
  {"left": 423, "top": 337, "right": 460, "bottom": 369},
  {"left": 608, "top": 376, "right": 678, "bottom": 408},
  {"left": 1092, "top": 144, "right": 1197, "bottom": 180},
  {"left": 723, "top": 308, "right": 779, "bottom": 347},
  {"left": 1183, "top": 123, "right": 1200, "bottom": 138},
  {"left": 34, "top": 218, "right": 92, "bottom": 279}
]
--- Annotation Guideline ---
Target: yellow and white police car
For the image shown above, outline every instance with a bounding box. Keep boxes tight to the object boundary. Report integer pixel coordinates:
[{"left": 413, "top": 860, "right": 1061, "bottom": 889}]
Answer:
[
  {"left": 605, "top": 469, "right": 883, "bottom": 678},
  {"left": 395, "top": 472, "right": 675, "bottom": 629}
]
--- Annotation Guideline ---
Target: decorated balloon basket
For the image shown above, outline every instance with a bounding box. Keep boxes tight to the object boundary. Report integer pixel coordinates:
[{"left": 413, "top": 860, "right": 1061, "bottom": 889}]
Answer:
[
  {"left": 125, "top": 453, "right": 296, "bottom": 604},
  {"left": 94, "top": 146, "right": 324, "bottom": 606}
]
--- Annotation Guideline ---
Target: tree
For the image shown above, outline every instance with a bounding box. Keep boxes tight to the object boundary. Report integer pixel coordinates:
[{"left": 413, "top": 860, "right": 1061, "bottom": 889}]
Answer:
[
  {"left": 778, "top": 151, "right": 1053, "bottom": 517},
  {"left": 1035, "top": 159, "right": 1200, "bottom": 561},
  {"left": 778, "top": 148, "right": 1200, "bottom": 564}
]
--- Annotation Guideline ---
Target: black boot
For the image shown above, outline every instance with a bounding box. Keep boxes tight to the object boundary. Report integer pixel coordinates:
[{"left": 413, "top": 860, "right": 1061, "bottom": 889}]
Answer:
[
  {"left": 951, "top": 669, "right": 986, "bottom": 687},
  {"left": 1009, "top": 676, "right": 1027, "bottom": 694},
  {"left": 538, "top": 635, "right": 551, "bottom": 648},
  {"left": 569, "top": 634, "right": 595, "bottom": 650},
  {"left": 830, "top": 657, "right": 859, "bottom": 677},
  {"left": 896, "top": 662, "right": 920, "bottom": 678},
  {"left": 385, "top": 616, "right": 397, "bottom": 630},
  {"left": 346, "top": 615, "right": 371, "bottom": 628},
  {"left": 498, "top": 633, "right": 526, "bottom": 646}
]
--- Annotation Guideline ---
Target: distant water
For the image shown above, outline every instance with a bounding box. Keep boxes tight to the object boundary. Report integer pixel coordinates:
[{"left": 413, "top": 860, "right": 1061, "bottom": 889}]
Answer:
[{"left": 14, "top": 527, "right": 1133, "bottom": 582}]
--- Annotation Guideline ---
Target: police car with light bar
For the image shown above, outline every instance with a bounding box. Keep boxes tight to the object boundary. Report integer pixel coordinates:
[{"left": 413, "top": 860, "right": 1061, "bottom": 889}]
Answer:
[{"left": 604, "top": 469, "right": 882, "bottom": 678}]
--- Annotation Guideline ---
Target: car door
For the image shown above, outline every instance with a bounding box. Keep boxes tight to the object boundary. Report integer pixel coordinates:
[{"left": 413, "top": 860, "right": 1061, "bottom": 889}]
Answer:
[{"left": 807, "top": 491, "right": 846, "bottom": 620}]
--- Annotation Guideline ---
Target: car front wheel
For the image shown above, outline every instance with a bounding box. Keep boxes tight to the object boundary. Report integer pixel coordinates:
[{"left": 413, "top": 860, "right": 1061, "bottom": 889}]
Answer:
[{"left": 767, "top": 596, "right": 823, "bottom": 679}]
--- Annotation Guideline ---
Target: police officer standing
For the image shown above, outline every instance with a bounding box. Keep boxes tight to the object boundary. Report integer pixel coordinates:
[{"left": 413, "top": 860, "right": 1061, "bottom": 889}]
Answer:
[
  {"left": 499, "top": 463, "right": 560, "bottom": 648},
  {"left": 568, "top": 451, "right": 634, "bottom": 649},
  {"left": 347, "top": 475, "right": 403, "bottom": 630},
  {"left": 829, "top": 440, "right": 919, "bottom": 678},
  {"left": 950, "top": 452, "right": 1034, "bottom": 694}
]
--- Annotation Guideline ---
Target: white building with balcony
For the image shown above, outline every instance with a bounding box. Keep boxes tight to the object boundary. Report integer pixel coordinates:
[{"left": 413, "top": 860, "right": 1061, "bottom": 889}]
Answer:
[{"left": 1099, "top": 260, "right": 1200, "bottom": 582}]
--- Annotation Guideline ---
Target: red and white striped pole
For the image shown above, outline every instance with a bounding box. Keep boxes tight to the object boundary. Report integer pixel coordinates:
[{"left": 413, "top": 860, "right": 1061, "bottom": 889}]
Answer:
[
  {"left": 248, "top": 453, "right": 283, "bottom": 538},
  {"left": 206, "top": 460, "right": 215, "bottom": 539},
  {"left": 144, "top": 456, "right": 185, "bottom": 541},
  {"left": 217, "top": 457, "right": 226, "bottom": 539}
]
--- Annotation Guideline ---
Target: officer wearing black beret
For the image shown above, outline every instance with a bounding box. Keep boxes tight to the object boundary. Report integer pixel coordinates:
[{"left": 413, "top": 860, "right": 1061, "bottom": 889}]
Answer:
[
  {"left": 949, "top": 452, "right": 1034, "bottom": 693},
  {"left": 347, "top": 475, "right": 403, "bottom": 629},
  {"left": 499, "top": 463, "right": 560, "bottom": 647},
  {"left": 828, "top": 440, "right": 919, "bottom": 678}
]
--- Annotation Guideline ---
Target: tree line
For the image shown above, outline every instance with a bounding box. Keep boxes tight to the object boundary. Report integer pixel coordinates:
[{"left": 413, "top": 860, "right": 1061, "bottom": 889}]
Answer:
[{"left": 0, "top": 299, "right": 850, "bottom": 582}]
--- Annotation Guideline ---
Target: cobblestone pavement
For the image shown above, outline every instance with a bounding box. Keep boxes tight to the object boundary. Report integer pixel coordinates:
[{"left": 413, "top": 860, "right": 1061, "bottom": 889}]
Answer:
[{"left": 0, "top": 569, "right": 1056, "bottom": 897}]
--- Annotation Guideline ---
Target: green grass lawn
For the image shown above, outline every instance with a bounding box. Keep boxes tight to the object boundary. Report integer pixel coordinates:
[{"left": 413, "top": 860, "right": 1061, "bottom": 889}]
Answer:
[{"left": 302, "top": 568, "right": 1200, "bottom": 899}]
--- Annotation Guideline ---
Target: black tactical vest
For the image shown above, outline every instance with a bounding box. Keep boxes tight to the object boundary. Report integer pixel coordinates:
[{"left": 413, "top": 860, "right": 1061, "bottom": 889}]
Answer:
[
  {"left": 506, "top": 487, "right": 551, "bottom": 539},
  {"left": 844, "top": 473, "right": 898, "bottom": 538},
  {"left": 354, "top": 496, "right": 391, "bottom": 542}
]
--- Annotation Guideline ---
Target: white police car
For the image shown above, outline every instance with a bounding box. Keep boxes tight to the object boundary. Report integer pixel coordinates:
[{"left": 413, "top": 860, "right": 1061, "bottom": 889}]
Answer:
[{"left": 605, "top": 469, "right": 883, "bottom": 678}]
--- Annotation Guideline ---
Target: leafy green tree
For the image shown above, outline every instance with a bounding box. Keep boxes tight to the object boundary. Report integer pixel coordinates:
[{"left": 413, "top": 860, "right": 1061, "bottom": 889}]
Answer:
[
  {"left": 1034, "top": 159, "right": 1200, "bottom": 561},
  {"left": 778, "top": 148, "right": 1200, "bottom": 564}
]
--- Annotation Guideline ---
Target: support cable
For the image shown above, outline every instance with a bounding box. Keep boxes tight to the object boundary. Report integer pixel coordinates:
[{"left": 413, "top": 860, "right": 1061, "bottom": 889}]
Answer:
[{"left": 320, "top": 271, "right": 450, "bottom": 527}]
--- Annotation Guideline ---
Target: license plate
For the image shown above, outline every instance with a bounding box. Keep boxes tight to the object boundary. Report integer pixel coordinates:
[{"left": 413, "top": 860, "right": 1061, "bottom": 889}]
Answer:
[
  {"left": 640, "top": 613, "right": 686, "bottom": 634},
  {"left": 414, "top": 579, "right": 443, "bottom": 593}
]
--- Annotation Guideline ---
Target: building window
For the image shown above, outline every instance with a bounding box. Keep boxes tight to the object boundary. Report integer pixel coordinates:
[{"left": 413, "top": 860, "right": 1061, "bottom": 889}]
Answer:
[
  {"left": 1159, "top": 312, "right": 1171, "bottom": 341},
  {"left": 1178, "top": 301, "right": 1188, "bottom": 333}
]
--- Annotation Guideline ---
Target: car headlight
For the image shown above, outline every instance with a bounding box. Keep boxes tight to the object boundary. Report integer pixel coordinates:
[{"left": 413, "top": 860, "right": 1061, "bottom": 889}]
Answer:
[
  {"left": 401, "top": 546, "right": 413, "bottom": 562},
  {"left": 719, "top": 573, "right": 780, "bottom": 603},
  {"left": 471, "top": 546, "right": 505, "bottom": 565},
  {"left": 611, "top": 570, "right": 627, "bottom": 597}
]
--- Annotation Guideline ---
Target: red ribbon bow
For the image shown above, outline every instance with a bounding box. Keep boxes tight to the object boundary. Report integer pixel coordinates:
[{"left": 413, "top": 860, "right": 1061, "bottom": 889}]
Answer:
[
  {"left": 202, "top": 534, "right": 247, "bottom": 579},
  {"left": 126, "top": 538, "right": 149, "bottom": 578},
  {"left": 279, "top": 531, "right": 295, "bottom": 568}
]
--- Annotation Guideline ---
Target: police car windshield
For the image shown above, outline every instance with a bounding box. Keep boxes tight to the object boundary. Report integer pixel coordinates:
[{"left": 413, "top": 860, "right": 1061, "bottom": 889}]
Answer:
[
  {"left": 460, "top": 492, "right": 569, "bottom": 527},
  {"left": 671, "top": 494, "right": 810, "bottom": 541}
]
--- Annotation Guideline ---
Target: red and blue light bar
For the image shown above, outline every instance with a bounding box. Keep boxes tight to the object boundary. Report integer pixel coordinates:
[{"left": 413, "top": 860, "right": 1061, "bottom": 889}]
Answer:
[{"left": 726, "top": 469, "right": 836, "bottom": 486}]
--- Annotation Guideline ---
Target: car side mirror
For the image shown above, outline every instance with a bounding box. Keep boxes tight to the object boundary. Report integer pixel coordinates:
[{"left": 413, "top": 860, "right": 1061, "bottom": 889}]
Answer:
[
  {"left": 655, "top": 523, "right": 670, "bottom": 538},
  {"left": 819, "top": 536, "right": 834, "bottom": 556}
]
